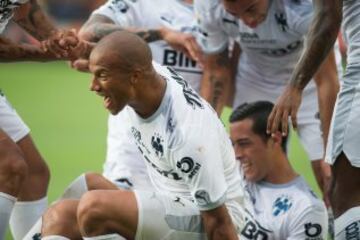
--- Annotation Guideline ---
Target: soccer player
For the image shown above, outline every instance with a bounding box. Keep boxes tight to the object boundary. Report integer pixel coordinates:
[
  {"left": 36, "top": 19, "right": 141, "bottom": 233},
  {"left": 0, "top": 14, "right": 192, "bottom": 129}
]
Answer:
[
  {"left": 0, "top": 1, "right": 77, "bottom": 239},
  {"left": 266, "top": 0, "right": 360, "bottom": 239},
  {"left": 76, "top": 0, "right": 204, "bottom": 190},
  {"left": 194, "top": 0, "right": 339, "bottom": 203},
  {"left": 40, "top": 31, "right": 248, "bottom": 240},
  {"left": 230, "top": 101, "right": 327, "bottom": 239}
]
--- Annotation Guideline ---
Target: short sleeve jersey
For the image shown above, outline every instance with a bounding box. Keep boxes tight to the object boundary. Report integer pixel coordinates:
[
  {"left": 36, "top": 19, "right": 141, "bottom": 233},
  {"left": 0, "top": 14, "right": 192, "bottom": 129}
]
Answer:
[
  {"left": 92, "top": 0, "right": 203, "bottom": 91},
  {"left": 241, "top": 176, "right": 328, "bottom": 239},
  {"left": 0, "top": 0, "right": 28, "bottom": 33},
  {"left": 195, "top": 0, "right": 314, "bottom": 87},
  {"left": 119, "top": 62, "right": 244, "bottom": 211}
]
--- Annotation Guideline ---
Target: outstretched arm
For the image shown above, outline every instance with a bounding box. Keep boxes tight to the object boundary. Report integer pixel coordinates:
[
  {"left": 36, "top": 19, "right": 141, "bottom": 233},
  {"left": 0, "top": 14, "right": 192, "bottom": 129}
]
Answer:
[{"left": 267, "top": 0, "right": 343, "bottom": 135}]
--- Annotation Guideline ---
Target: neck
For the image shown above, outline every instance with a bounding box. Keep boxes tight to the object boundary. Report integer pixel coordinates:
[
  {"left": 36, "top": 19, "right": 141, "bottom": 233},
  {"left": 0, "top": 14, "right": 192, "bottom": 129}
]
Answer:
[
  {"left": 264, "top": 152, "right": 298, "bottom": 184},
  {"left": 130, "top": 72, "right": 167, "bottom": 118}
]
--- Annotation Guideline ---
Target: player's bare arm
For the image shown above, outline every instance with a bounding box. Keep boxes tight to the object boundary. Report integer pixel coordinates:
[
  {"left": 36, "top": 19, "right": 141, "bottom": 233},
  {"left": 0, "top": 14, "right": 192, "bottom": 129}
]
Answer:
[
  {"left": 267, "top": 0, "right": 343, "bottom": 135},
  {"left": 0, "top": 35, "right": 60, "bottom": 61},
  {"left": 79, "top": 14, "right": 201, "bottom": 61},
  {"left": 12, "top": 0, "right": 55, "bottom": 41},
  {"left": 201, "top": 205, "right": 238, "bottom": 240},
  {"left": 314, "top": 50, "right": 339, "bottom": 145},
  {"left": 201, "top": 49, "right": 234, "bottom": 115}
]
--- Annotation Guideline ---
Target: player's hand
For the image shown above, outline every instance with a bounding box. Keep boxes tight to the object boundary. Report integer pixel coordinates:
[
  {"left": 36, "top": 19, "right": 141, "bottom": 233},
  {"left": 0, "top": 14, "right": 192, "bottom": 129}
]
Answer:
[
  {"left": 267, "top": 85, "right": 302, "bottom": 136},
  {"left": 41, "top": 29, "right": 79, "bottom": 58},
  {"left": 70, "top": 58, "right": 90, "bottom": 73},
  {"left": 160, "top": 27, "right": 203, "bottom": 64}
]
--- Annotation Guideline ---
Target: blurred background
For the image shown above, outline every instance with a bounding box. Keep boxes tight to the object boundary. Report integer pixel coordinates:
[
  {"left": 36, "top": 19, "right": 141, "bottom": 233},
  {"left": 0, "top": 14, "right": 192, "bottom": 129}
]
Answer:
[{"left": 1, "top": 1, "right": 319, "bottom": 239}]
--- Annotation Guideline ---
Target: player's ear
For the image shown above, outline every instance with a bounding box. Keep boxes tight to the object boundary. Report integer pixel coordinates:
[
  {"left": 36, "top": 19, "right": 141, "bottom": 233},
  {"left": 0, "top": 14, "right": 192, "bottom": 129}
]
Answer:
[
  {"left": 270, "top": 131, "right": 282, "bottom": 147},
  {"left": 130, "top": 69, "right": 141, "bottom": 85}
]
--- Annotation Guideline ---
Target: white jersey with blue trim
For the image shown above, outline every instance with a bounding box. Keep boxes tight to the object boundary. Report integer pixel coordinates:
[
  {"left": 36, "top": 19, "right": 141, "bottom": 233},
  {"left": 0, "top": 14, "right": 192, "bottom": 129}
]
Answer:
[
  {"left": 92, "top": 0, "right": 202, "bottom": 92},
  {"left": 242, "top": 176, "right": 328, "bottom": 239},
  {"left": 120, "top": 62, "right": 244, "bottom": 214},
  {"left": 0, "top": 0, "right": 28, "bottom": 33}
]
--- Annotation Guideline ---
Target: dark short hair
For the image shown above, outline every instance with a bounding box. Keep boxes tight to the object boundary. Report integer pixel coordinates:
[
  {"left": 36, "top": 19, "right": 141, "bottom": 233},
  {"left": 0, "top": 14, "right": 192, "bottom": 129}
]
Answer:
[{"left": 229, "top": 101, "right": 288, "bottom": 152}]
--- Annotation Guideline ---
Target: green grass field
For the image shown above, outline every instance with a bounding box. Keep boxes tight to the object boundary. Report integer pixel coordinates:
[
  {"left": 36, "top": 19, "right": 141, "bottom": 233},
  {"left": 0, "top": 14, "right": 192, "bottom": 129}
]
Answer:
[{"left": 1, "top": 61, "right": 320, "bottom": 239}]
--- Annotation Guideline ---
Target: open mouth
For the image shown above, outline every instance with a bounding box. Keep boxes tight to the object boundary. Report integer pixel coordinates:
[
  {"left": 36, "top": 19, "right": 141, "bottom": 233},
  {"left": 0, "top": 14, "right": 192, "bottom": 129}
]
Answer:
[{"left": 242, "top": 162, "right": 252, "bottom": 173}]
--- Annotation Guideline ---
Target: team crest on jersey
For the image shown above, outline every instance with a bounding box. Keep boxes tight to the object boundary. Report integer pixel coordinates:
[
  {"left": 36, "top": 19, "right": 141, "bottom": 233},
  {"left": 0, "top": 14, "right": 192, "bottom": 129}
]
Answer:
[
  {"left": 272, "top": 195, "right": 293, "bottom": 216},
  {"left": 110, "top": 0, "right": 135, "bottom": 13},
  {"left": 274, "top": 12, "right": 288, "bottom": 32},
  {"left": 151, "top": 133, "right": 164, "bottom": 158},
  {"left": 304, "top": 222, "right": 322, "bottom": 239}
]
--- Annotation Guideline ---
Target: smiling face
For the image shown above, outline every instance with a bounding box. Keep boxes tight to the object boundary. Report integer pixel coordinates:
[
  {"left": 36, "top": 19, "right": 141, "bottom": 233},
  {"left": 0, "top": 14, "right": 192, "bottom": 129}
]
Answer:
[
  {"left": 88, "top": 50, "right": 134, "bottom": 115},
  {"left": 230, "top": 118, "right": 273, "bottom": 182},
  {"left": 222, "top": 0, "right": 270, "bottom": 28}
]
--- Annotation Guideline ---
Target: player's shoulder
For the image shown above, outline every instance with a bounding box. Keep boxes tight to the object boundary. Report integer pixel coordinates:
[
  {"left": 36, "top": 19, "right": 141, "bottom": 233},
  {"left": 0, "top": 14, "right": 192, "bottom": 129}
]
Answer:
[
  {"left": 282, "top": 0, "right": 313, "bottom": 15},
  {"left": 288, "top": 177, "right": 325, "bottom": 210},
  {"left": 194, "top": 0, "right": 221, "bottom": 13}
]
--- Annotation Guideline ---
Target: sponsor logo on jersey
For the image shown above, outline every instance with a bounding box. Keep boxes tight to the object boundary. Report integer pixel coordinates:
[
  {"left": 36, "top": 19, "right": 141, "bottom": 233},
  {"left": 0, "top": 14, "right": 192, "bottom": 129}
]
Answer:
[
  {"left": 142, "top": 152, "right": 182, "bottom": 180},
  {"left": 176, "top": 157, "right": 201, "bottom": 178},
  {"left": 261, "top": 40, "right": 302, "bottom": 57},
  {"left": 151, "top": 133, "right": 164, "bottom": 158},
  {"left": 241, "top": 213, "right": 272, "bottom": 239},
  {"left": 163, "top": 49, "right": 197, "bottom": 69},
  {"left": 222, "top": 17, "right": 238, "bottom": 26},
  {"left": 167, "top": 67, "right": 203, "bottom": 109},
  {"left": 274, "top": 12, "right": 288, "bottom": 32},
  {"left": 304, "top": 222, "right": 322, "bottom": 240},
  {"left": 345, "top": 221, "right": 360, "bottom": 240},
  {"left": 239, "top": 32, "right": 260, "bottom": 40},
  {"left": 272, "top": 195, "right": 293, "bottom": 216},
  {"left": 194, "top": 190, "right": 211, "bottom": 206}
]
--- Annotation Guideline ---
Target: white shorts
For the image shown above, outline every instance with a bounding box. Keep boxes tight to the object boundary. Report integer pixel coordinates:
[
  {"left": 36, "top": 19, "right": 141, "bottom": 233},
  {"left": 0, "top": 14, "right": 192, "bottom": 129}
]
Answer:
[
  {"left": 325, "top": 1, "right": 360, "bottom": 167},
  {"left": 234, "top": 81, "right": 324, "bottom": 161},
  {"left": 133, "top": 190, "right": 246, "bottom": 240},
  {"left": 0, "top": 92, "right": 30, "bottom": 142}
]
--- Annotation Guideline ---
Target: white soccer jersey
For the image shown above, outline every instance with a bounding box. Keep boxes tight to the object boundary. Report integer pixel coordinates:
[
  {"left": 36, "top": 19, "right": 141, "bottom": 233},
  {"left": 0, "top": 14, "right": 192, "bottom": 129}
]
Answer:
[
  {"left": 120, "top": 62, "right": 244, "bottom": 217},
  {"left": 0, "top": 0, "right": 28, "bottom": 33},
  {"left": 93, "top": 0, "right": 202, "bottom": 91},
  {"left": 242, "top": 175, "right": 328, "bottom": 239},
  {"left": 195, "top": 0, "right": 324, "bottom": 161}
]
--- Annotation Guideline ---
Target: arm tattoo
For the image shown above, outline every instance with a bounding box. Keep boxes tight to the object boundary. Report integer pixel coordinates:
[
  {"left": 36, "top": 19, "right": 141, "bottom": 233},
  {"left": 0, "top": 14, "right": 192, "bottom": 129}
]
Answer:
[
  {"left": 14, "top": 0, "right": 56, "bottom": 41},
  {"left": 91, "top": 24, "right": 162, "bottom": 43},
  {"left": 209, "top": 50, "right": 230, "bottom": 108},
  {"left": 0, "top": 41, "right": 55, "bottom": 62},
  {"left": 290, "top": 0, "right": 342, "bottom": 90}
]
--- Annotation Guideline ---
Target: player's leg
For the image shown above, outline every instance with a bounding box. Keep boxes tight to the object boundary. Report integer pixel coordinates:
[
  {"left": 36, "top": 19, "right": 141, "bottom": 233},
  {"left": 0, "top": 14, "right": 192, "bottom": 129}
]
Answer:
[
  {"left": 330, "top": 153, "right": 360, "bottom": 239},
  {"left": 77, "top": 189, "right": 207, "bottom": 240},
  {"left": 0, "top": 129, "right": 27, "bottom": 239},
  {"left": 23, "top": 173, "right": 119, "bottom": 240},
  {"left": 41, "top": 200, "right": 82, "bottom": 240}
]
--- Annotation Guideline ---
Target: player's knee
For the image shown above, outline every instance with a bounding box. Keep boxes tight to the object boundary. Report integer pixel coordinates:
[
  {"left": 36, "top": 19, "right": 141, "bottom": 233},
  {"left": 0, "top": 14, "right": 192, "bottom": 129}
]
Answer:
[
  {"left": 42, "top": 200, "right": 79, "bottom": 238},
  {"left": 85, "top": 172, "right": 107, "bottom": 190},
  {"left": 77, "top": 191, "right": 107, "bottom": 235},
  {"left": 0, "top": 140, "right": 28, "bottom": 193},
  {"left": 85, "top": 172, "right": 117, "bottom": 190}
]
